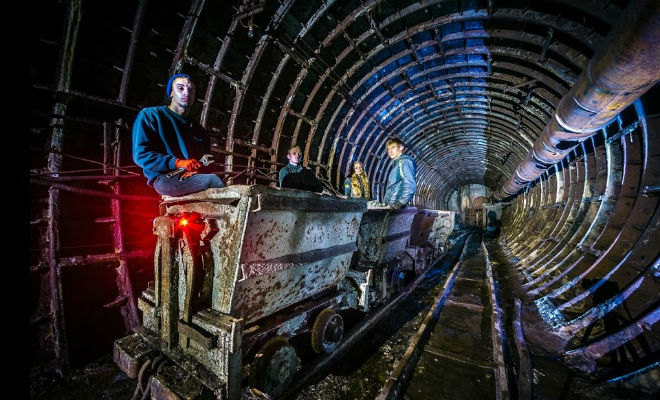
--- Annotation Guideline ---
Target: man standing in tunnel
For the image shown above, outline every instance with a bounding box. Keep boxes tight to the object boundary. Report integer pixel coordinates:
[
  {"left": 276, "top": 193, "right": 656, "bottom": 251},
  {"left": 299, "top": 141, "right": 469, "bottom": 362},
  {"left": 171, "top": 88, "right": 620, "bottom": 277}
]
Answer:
[
  {"left": 278, "top": 145, "right": 325, "bottom": 193},
  {"left": 132, "top": 73, "right": 225, "bottom": 196},
  {"left": 383, "top": 137, "right": 417, "bottom": 208}
]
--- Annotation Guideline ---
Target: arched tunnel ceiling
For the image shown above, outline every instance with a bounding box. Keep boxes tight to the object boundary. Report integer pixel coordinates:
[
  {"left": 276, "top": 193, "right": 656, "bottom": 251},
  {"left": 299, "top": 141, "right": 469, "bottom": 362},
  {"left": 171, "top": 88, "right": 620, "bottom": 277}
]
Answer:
[{"left": 31, "top": 0, "right": 631, "bottom": 208}]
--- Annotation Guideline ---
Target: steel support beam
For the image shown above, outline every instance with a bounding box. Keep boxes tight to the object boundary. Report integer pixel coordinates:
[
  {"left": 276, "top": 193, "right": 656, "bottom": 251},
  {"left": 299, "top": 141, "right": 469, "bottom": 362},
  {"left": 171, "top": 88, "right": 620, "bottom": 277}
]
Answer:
[{"left": 495, "top": 0, "right": 660, "bottom": 199}]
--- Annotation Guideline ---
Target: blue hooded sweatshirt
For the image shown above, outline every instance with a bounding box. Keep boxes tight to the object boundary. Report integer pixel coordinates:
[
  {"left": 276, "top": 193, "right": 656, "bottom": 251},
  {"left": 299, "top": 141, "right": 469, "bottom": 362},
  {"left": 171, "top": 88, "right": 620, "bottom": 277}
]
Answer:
[
  {"left": 132, "top": 106, "right": 209, "bottom": 185},
  {"left": 383, "top": 154, "right": 417, "bottom": 207}
]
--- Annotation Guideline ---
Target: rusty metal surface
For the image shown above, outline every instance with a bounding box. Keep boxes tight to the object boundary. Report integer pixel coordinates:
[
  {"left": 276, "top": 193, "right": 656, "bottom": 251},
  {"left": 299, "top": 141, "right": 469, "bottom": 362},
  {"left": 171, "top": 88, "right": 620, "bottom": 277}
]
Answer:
[
  {"left": 496, "top": 0, "right": 660, "bottom": 198},
  {"left": 113, "top": 333, "right": 157, "bottom": 379},
  {"left": 134, "top": 186, "right": 374, "bottom": 398},
  {"left": 499, "top": 104, "right": 660, "bottom": 378},
  {"left": 241, "top": 292, "right": 345, "bottom": 358},
  {"left": 162, "top": 186, "right": 366, "bottom": 324},
  {"left": 539, "top": 141, "right": 625, "bottom": 303},
  {"left": 408, "top": 210, "right": 437, "bottom": 247},
  {"left": 134, "top": 185, "right": 466, "bottom": 398},
  {"left": 357, "top": 206, "right": 418, "bottom": 266},
  {"left": 511, "top": 167, "right": 565, "bottom": 265},
  {"left": 237, "top": 191, "right": 364, "bottom": 322},
  {"left": 280, "top": 236, "right": 451, "bottom": 400},
  {"left": 150, "top": 363, "right": 215, "bottom": 400},
  {"left": 552, "top": 137, "right": 652, "bottom": 309},
  {"left": 233, "top": 253, "right": 353, "bottom": 323},
  {"left": 563, "top": 304, "right": 660, "bottom": 373},
  {"left": 523, "top": 143, "right": 607, "bottom": 296},
  {"left": 524, "top": 159, "right": 586, "bottom": 278},
  {"left": 502, "top": 140, "right": 613, "bottom": 297},
  {"left": 428, "top": 210, "right": 456, "bottom": 255},
  {"left": 544, "top": 125, "right": 660, "bottom": 341}
]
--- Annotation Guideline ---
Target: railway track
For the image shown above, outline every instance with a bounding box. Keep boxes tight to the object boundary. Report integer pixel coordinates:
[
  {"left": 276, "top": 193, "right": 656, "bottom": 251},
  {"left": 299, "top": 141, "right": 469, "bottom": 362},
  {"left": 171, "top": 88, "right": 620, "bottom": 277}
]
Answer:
[
  {"left": 285, "top": 230, "right": 656, "bottom": 400},
  {"left": 377, "top": 231, "right": 510, "bottom": 400},
  {"left": 281, "top": 230, "right": 510, "bottom": 400},
  {"left": 274, "top": 231, "right": 469, "bottom": 400}
]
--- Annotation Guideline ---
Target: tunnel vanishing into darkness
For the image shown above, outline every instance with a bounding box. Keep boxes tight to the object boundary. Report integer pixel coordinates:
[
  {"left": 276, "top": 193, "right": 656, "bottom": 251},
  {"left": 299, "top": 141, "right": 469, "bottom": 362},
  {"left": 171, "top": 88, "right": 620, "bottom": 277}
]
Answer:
[{"left": 29, "top": 0, "right": 659, "bottom": 398}]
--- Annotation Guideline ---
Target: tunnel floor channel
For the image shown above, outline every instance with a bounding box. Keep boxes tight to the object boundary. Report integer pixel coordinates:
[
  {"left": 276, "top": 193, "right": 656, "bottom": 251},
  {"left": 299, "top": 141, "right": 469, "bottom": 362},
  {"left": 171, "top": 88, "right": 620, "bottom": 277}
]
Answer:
[
  {"left": 30, "top": 230, "right": 656, "bottom": 400},
  {"left": 403, "top": 231, "right": 499, "bottom": 400}
]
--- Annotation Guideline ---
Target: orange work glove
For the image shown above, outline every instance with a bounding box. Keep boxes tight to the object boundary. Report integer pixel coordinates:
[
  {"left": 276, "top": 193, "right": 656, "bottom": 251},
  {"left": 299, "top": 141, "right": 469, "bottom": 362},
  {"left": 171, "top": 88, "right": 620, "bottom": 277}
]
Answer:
[{"left": 175, "top": 158, "right": 201, "bottom": 172}]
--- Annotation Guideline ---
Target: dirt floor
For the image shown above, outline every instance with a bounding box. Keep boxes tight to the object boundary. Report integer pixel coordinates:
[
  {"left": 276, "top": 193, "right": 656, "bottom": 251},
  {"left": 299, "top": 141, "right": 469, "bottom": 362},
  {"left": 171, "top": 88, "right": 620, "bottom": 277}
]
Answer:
[{"left": 30, "top": 354, "right": 135, "bottom": 400}]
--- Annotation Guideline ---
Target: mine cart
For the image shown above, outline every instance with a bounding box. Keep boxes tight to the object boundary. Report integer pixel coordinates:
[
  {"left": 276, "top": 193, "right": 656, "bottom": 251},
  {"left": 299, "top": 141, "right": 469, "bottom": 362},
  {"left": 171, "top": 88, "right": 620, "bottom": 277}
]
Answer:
[
  {"left": 114, "top": 185, "right": 367, "bottom": 399},
  {"left": 408, "top": 209, "right": 436, "bottom": 247},
  {"left": 343, "top": 206, "right": 419, "bottom": 310},
  {"left": 405, "top": 209, "right": 440, "bottom": 273},
  {"left": 427, "top": 210, "right": 456, "bottom": 257}
]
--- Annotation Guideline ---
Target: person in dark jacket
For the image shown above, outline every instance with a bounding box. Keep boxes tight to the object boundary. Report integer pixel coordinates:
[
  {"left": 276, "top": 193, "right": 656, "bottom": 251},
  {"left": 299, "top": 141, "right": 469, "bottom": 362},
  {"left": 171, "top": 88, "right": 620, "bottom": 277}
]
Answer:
[
  {"left": 344, "top": 161, "right": 370, "bottom": 199},
  {"left": 383, "top": 138, "right": 417, "bottom": 208},
  {"left": 278, "top": 145, "right": 324, "bottom": 193},
  {"left": 132, "top": 73, "right": 224, "bottom": 196}
]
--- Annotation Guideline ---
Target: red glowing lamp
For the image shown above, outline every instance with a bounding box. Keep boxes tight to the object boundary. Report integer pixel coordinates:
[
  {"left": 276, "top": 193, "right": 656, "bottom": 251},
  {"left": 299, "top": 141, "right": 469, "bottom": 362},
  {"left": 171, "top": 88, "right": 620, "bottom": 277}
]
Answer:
[{"left": 174, "top": 212, "right": 202, "bottom": 233}]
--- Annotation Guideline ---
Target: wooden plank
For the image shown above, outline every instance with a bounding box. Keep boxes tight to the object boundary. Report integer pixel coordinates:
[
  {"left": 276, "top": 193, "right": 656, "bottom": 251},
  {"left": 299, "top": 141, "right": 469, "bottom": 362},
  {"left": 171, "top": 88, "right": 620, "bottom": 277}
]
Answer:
[{"left": 513, "top": 298, "right": 533, "bottom": 400}]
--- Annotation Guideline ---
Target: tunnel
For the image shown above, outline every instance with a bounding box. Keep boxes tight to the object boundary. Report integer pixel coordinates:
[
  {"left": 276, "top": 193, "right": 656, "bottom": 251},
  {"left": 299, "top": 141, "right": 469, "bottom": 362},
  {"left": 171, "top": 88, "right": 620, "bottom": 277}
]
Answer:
[{"left": 28, "top": 0, "right": 659, "bottom": 399}]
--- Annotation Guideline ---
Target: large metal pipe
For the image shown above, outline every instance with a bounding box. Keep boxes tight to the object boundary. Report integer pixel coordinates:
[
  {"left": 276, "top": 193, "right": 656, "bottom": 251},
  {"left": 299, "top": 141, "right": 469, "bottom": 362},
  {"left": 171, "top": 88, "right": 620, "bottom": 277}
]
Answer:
[{"left": 494, "top": 0, "right": 660, "bottom": 200}]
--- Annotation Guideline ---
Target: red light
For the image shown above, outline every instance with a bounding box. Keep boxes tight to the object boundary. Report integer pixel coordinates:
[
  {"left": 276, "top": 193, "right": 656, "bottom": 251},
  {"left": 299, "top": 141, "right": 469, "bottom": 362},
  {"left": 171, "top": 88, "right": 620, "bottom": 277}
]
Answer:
[{"left": 174, "top": 213, "right": 202, "bottom": 232}]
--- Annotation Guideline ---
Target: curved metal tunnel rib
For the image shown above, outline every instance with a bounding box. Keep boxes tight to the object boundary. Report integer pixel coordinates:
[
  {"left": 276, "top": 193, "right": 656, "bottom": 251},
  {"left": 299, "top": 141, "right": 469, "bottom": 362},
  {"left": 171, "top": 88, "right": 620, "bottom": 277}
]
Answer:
[
  {"left": 28, "top": 0, "right": 660, "bottom": 390},
  {"left": 495, "top": 0, "right": 660, "bottom": 199}
]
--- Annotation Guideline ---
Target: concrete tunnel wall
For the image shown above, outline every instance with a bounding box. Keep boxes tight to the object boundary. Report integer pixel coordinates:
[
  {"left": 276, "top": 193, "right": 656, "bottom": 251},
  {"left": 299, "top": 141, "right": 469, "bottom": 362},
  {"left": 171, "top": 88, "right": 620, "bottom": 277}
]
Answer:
[{"left": 28, "top": 0, "right": 659, "bottom": 383}]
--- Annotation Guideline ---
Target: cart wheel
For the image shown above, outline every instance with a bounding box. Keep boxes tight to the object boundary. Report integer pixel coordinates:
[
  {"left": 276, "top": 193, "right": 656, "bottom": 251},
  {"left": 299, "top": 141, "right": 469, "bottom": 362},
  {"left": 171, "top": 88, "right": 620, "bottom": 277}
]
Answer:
[
  {"left": 311, "top": 308, "right": 344, "bottom": 354},
  {"left": 250, "top": 336, "right": 298, "bottom": 397}
]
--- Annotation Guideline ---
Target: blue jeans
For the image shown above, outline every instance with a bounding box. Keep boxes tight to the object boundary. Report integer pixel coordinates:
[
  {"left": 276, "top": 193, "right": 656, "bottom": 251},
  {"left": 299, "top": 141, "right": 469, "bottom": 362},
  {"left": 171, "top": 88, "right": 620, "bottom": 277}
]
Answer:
[{"left": 153, "top": 173, "right": 225, "bottom": 197}]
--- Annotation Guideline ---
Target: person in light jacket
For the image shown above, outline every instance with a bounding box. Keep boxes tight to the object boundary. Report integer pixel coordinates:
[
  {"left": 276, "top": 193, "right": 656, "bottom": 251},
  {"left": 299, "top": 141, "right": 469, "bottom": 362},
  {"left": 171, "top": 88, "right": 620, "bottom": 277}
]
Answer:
[{"left": 382, "top": 138, "right": 416, "bottom": 208}]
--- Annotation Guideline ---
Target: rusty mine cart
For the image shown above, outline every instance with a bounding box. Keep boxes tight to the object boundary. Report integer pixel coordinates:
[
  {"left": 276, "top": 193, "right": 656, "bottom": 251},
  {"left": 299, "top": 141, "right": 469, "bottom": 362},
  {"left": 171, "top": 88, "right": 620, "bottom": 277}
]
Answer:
[{"left": 113, "top": 185, "right": 454, "bottom": 399}]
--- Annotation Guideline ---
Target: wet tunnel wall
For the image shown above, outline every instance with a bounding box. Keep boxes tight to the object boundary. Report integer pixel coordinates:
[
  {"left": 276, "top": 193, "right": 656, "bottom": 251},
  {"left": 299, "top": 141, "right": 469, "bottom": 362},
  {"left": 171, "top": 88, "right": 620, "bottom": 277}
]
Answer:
[
  {"left": 28, "top": 0, "right": 658, "bottom": 382},
  {"left": 499, "top": 104, "right": 659, "bottom": 372}
]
